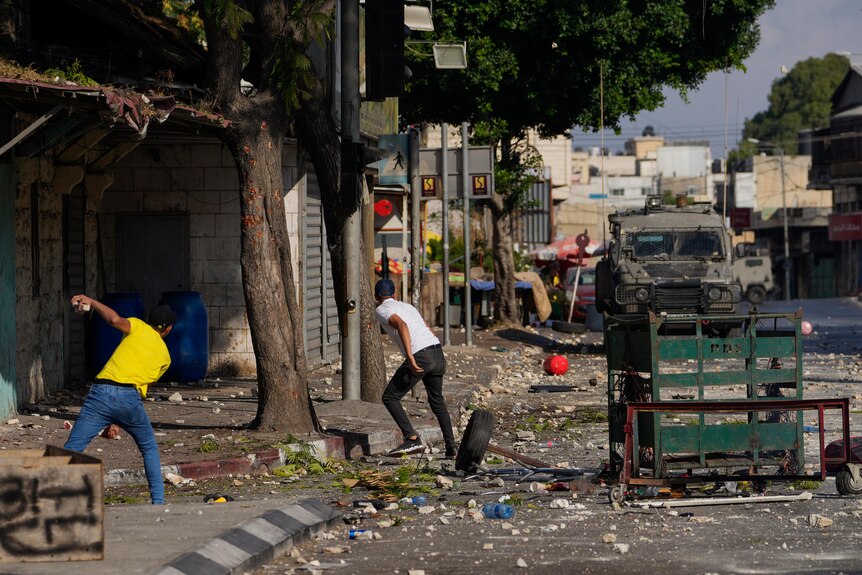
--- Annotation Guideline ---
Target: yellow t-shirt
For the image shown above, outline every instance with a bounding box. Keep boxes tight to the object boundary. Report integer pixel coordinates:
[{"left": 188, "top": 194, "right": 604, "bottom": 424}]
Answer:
[{"left": 96, "top": 317, "right": 171, "bottom": 398}]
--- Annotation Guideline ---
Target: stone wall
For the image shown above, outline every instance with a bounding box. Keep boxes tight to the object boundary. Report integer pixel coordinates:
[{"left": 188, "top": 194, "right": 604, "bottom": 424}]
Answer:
[
  {"left": 14, "top": 159, "right": 83, "bottom": 402},
  {"left": 104, "top": 138, "right": 299, "bottom": 377}
]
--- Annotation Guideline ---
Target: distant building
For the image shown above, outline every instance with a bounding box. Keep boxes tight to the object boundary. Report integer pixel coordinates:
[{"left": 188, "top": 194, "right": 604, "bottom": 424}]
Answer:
[{"left": 815, "top": 62, "right": 862, "bottom": 296}]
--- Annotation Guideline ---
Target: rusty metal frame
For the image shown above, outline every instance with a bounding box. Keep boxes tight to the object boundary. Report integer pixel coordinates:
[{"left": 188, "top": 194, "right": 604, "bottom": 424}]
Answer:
[{"left": 620, "top": 398, "right": 851, "bottom": 487}]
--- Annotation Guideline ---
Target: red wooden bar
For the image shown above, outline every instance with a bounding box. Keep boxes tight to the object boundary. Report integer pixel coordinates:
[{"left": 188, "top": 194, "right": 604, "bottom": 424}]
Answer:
[{"left": 620, "top": 398, "right": 851, "bottom": 487}]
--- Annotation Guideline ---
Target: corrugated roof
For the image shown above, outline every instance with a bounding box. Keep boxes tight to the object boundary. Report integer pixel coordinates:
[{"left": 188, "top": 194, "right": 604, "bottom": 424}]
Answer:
[{"left": 0, "top": 77, "right": 228, "bottom": 138}]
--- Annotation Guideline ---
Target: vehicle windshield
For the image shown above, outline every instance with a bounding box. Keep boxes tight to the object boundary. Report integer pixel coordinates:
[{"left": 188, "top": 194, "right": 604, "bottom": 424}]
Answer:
[{"left": 626, "top": 230, "right": 725, "bottom": 261}]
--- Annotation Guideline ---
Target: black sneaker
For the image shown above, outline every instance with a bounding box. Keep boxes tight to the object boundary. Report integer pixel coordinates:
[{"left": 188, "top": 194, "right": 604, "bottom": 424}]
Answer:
[
  {"left": 445, "top": 444, "right": 458, "bottom": 459},
  {"left": 389, "top": 437, "right": 424, "bottom": 456}
]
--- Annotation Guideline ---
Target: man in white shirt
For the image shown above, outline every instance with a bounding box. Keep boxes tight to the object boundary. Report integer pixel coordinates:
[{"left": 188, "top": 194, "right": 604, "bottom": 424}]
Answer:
[{"left": 374, "top": 278, "right": 457, "bottom": 457}]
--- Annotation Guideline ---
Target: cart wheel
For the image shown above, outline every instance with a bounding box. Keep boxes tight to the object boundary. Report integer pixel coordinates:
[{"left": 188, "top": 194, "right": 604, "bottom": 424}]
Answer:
[
  {"left": 608, "top": 484, "right": 626, "bottom": 504},
  {"left": 836, "top": 468, "right": 862, "bottom": 496},
  {"left": 455, "top": 409, "right": 494, "bottom": 474}
]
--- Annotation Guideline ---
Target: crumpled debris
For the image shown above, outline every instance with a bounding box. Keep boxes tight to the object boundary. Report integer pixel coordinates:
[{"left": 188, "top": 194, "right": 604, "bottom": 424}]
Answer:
[
  {"left": 808, "top": 514, "right": 833, "bottom": 528},
  {"left": 165, "top": 472, "right": 192, "bottom": 486},
  {"left": 436, "top": 475, "right": 454, "bottom": 489}
]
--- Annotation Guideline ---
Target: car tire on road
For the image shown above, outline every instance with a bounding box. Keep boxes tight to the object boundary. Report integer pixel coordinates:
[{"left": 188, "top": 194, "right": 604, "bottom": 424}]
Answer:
[
  {"left": 551, "top": 320, "right": 586, "bottom": 334},
  {"left": 455, "top": 409, "right": 494, "bottom": 474}
]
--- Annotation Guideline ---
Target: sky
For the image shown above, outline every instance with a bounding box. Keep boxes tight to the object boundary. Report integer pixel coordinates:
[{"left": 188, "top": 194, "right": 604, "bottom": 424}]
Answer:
[{"left": 570, "top": 0, "right": 862, "bottom": 159}]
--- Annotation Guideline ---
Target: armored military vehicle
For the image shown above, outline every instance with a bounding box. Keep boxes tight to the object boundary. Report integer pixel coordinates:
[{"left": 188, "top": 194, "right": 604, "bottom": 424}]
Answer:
[{"left": 595, "top": 195, "right": 742, "bottom": 317}]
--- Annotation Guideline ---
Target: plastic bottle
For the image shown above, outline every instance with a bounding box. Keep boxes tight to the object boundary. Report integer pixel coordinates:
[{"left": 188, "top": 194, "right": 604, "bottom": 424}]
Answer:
[
  {"left": 482, "top": 503, "right": 515, "bottom": 519},
  {"left": 348, "top": 529, "right": 369, "bottom": 539},
  {"left": 636, "top": 486, "right": 660, "bottom": 497},
  {"left": 411, "top": 495, "right": 427, "bottom": 506}
]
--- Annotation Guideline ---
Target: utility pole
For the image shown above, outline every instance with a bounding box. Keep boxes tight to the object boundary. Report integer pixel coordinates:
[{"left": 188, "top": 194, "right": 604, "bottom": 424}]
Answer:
[
  {"left": 441, "top": 123, "right": 451, "bottom": 346},
  {"left": 340, "top": 0, "right": 361, "bottom": 399},
  {"left": 409, "top": 128, "right": 421, "bottom": 307},
  {"left": 779, "top": 150, "right": 791, "bottom": 300},
  {"left": 747, "top": 138, "right": 792, "bottom": 301},
  {"left": 461, "top": 122, "right": 472, "bottom": 346}
]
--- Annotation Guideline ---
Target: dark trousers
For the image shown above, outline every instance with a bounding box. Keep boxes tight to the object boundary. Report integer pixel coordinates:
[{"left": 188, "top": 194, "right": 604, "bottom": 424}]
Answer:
[{"left": 381, "top": 344, "right": 456, "bottom": 448}]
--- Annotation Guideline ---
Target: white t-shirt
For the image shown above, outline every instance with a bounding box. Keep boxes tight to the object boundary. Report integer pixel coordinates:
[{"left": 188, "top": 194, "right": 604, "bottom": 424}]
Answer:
[{"left": 375, "top": 298, "right": 440, "bottom": 357}]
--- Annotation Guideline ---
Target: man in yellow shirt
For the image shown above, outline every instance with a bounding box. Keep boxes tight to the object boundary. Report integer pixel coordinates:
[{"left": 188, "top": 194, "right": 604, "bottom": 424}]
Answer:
[{"left": 65, "top": 294, "right": 176, "bottom": 505}]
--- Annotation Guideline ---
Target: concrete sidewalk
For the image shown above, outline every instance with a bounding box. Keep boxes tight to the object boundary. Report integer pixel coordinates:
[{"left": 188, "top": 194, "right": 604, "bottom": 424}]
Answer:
[
  {"left": 2, "top": 326, "right": 591, "bottom": 574},
  {"left": 3, "top": 498, "right": 340, "bottom": 575}
]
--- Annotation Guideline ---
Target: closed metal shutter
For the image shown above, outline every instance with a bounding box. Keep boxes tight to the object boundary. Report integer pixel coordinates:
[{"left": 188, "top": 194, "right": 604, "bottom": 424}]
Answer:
[
  {"left": 302, "top": 170, "right": 340, "bottom": 367},
  {"left": 64, "top": 186, "right": 86, "bottom": 387},
  {"left": 516, "top": 167, "right": 552, "bottom": 246}
]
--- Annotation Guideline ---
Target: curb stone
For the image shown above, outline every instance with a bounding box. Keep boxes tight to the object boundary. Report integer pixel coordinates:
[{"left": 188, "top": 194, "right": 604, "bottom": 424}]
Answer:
[
  {"left": 152, "top": 499, "right": 341, "bottom": 575},
  {"left": 105, "top": 425, "right": 443, "bottom": 486},
  {"left": 105, "top": 343, "right": 518, "bottom": 486}
]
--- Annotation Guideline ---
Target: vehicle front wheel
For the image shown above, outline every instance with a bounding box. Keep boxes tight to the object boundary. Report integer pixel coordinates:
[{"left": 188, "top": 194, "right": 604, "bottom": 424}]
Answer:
[
  {"left": 595, "top": 259, "right": 613, "bottom": 313},
  {"left": 746, "top": 285, "right": 767, "bottom": 305}
]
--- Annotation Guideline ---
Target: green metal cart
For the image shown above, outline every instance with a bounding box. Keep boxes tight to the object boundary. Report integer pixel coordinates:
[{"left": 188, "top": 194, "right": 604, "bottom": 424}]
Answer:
[{"left": 604, "top": 310, "right": 853, "bottom": 501}]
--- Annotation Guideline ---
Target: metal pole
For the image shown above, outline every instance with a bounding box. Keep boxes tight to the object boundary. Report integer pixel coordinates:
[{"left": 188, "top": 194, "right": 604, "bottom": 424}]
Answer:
[
  {"left": 409, "top": 128, "right": 421, "bottom": 308},
  {"left": 401, "top": 193, "right": 408, "bottom": 297},
  {"left": 340, "top": 0, "right": 361, "bottom": 400},
  {"left": 780, "top": 151, "right": 791, "bottom": 300},
  {"left": 462, "top": 122, "right": 472, "bottom": 346},
  {"left": 441, "top": 123, "right": 450, "bottom": 346}
]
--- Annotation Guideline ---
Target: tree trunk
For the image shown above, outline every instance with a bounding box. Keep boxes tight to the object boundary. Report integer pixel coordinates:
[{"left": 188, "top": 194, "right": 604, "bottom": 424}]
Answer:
[
  {"left": 488, "top": 194, "right": 521, "bottom": 327},
  {"left": 193, "top": 0, "right": 323, "bottom": 433},
  {"left": 297, "top": 94, "right": 387, "bottom": 403},
  {"left": 221, "top": 102, "right": 317, "bottom": 433}
]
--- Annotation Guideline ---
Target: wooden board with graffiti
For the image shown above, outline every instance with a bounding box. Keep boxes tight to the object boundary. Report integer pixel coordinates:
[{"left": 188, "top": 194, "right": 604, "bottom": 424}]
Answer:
[{"left": 0, "top": 446, "right": 104, "bottom": 562}]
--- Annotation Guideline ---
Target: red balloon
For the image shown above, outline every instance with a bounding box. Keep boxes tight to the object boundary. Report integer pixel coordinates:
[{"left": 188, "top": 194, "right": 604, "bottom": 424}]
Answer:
[
  {"left": 543, "top": 355, "right": 569, "bottom": 375},
  {"left": 374, "top": 199, "right": 393, "bottom": 217}
]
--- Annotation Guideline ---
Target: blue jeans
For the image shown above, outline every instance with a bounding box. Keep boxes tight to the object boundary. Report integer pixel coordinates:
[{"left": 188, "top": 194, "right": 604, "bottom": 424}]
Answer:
[
  {"left": 65, "top": 383, "right": 164, "bottom": 504},
  {"left": 382, "top": 344, "right": 456, "bottom": 449}
]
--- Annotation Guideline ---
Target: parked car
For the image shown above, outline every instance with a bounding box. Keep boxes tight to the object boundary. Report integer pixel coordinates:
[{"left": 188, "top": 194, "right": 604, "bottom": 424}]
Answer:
[
  {"left": 733, "top": 242, "right": 777, "bottom": 304},
  {"left": 562, "top": 266, "right": 596, "bottom": 321}
]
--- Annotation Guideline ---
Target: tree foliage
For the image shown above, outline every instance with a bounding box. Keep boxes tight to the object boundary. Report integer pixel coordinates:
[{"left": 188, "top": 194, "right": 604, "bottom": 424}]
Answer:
[
  {"left": 741, "top": 53, "right": 849, "bottom": 156},
  {"left": 402, "top": 0, "right": 774, "bottom": 325},
  {"left": 404, "top": 0, "right": 775, "bottom": 140}
]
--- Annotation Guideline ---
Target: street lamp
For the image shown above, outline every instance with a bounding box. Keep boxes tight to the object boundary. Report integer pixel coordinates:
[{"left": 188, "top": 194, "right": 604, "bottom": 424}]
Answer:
[{"left": 747, "top": 138, "right": 791, "bottom": 301}]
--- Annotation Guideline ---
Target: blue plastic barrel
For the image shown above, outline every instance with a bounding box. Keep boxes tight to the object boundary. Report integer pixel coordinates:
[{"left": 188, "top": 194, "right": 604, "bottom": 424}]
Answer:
[
  {"left": 158, "top": 291, "right": 209, "bottom": 382},
  {"left": 86, "top": 293, "right": 145, "bottom": 379}
]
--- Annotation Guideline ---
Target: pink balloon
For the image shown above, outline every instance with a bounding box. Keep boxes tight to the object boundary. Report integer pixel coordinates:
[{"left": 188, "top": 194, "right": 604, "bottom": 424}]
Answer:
[{"left": 801, "top": 321, "right": 813, "bottom": 336}]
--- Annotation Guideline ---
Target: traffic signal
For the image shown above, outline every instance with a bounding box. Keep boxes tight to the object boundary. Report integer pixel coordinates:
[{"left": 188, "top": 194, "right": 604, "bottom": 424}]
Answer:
[{"left": 365, "top": 0, "right": 410, "bottom": 101}]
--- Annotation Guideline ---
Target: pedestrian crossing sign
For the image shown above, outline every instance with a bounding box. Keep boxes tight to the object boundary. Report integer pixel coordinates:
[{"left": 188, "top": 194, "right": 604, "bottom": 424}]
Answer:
[{"left": 377, "top": 133, "right": 410, "bottom": 185}]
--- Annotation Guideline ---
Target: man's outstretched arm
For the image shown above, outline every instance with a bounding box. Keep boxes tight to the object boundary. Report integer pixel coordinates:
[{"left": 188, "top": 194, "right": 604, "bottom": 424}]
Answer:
[{"left": 71, "top": 294, "right": 131, "bottom": 334}]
